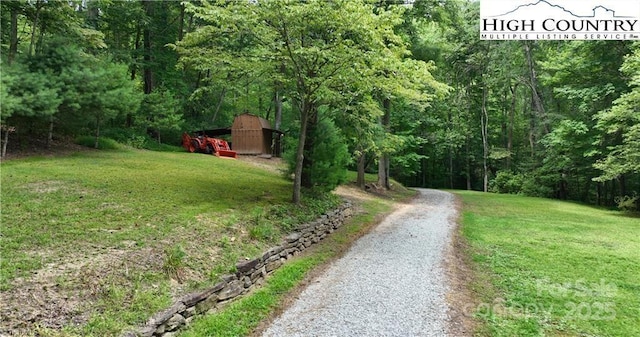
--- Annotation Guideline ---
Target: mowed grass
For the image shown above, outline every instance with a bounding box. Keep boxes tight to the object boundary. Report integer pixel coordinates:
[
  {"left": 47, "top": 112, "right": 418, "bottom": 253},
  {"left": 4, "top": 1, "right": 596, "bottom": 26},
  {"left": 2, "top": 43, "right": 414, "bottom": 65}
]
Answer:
[
  {"left": 0, "top": 148, "right": 345, "bottom": 336},
  {"left": 1, "top": 149, "right": 290, "bottom": 287},
  {"left": 455, "top": 191, "right": 640, "bottom": 337}
]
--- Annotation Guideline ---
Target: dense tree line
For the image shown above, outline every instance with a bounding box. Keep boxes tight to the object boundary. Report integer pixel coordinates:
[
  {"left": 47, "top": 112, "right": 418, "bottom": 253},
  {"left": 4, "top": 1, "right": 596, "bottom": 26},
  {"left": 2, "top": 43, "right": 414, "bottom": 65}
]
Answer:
[{"left": 1, "top": 0, "right": 637, "bottom": 209}]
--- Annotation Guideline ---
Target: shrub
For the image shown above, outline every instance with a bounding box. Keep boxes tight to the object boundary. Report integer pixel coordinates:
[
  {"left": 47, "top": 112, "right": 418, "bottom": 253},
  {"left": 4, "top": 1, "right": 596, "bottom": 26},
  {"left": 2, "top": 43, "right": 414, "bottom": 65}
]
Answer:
[
  {"left": 75, "top": 136, "right": 121, "bottom": 150},
  {"left": 520, "top": 172, "right": 556, "bottom": 198},
  {"left": 489, "top": 171, "right": 524, "bottom": 194},
  {"left": 489, "top": 170, "right": 555, "bottom": 198},
  {"left": 615, "top": 194, "right": 639, "bottom": 213}
]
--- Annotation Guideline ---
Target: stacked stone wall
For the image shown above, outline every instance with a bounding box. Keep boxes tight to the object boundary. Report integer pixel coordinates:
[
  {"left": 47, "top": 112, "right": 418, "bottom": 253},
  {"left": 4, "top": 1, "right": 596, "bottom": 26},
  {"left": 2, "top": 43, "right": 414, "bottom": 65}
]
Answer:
[{"left": 124, "top": 202, "right": 352, "bottom": 337}]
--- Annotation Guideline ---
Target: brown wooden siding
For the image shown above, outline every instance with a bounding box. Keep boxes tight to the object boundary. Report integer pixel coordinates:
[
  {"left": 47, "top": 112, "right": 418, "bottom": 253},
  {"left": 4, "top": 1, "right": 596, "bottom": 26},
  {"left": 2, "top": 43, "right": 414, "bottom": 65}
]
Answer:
[{"left": 231, "top": 113, "right": 272, "bottom": 155}]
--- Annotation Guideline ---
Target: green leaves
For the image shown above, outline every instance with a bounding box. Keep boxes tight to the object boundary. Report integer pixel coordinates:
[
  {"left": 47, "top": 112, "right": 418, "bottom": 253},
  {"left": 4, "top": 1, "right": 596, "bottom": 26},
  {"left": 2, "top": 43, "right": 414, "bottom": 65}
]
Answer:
[
  {"left": 0, "top": 62, "right": 61, "bottom": 121},
  {"left": 593, "top": 42, "right": 640, "bottom": 181}
]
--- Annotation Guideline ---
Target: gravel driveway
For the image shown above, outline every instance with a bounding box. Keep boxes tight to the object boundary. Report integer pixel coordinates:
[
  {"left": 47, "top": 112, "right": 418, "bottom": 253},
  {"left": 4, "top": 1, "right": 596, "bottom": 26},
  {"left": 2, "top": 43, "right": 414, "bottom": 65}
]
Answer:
[{"left": 262, "top": 189, "right": 457, "bottom": 337}]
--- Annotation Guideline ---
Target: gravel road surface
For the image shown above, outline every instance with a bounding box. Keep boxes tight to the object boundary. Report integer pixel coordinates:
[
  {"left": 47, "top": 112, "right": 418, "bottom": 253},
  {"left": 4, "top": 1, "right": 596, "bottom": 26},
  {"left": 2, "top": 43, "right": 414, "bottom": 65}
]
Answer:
[{"left": 261, "top": 189, "right": 457, "bottom": 337}]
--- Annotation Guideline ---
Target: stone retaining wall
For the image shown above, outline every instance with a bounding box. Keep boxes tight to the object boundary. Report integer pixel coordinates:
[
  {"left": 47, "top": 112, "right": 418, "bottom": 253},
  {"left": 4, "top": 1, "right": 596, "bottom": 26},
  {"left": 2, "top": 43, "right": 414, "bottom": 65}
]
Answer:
[{"left": 124, "top": 202, "right": 352, "bottom": 337}]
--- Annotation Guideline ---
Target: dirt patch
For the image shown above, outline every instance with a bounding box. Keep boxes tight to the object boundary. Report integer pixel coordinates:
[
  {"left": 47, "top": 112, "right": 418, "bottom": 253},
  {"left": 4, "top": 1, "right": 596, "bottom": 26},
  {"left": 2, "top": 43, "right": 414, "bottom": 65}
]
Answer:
[
  {"left": 444, "top": 194, "right": 478, "bottom": 337},
  {"left": 0, "top": 247, "right": 164, "bottom": 336},
  {"left": 236, "top": 155, "right": 286, "bottom": 175},
  {"left": 1, "top": 137, "right": 93, "bottom": 162}
]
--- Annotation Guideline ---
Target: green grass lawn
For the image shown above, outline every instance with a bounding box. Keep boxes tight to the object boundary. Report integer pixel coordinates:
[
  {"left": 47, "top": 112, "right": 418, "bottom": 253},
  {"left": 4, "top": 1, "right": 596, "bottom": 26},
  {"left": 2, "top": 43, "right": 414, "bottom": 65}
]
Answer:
[
  {"left": 0, "top": 148, "right": 344, "bottom": 336},
  {"left": 1, "top": 149, "right": 291, "bottom": 285},
  {"left": 455, "top": 191, "right": 640, "bottom": 337}
]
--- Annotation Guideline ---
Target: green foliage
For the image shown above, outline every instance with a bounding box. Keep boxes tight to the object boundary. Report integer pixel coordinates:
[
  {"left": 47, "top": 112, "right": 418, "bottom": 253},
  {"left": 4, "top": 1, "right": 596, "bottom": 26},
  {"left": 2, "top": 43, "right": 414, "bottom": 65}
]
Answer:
[
  {"left": 0, "top": 61, "right": 61, "bottom": 121},
  {"left": 100, "top": 128, "right": 183, "bottom": 152},
  {"left": 615, "top": 194, "right": 639, "bottom": 213},
  {"left": 74, "top": 136, "right": 121, "bottom": 150},
  {"left": 489, "top": 170, "right": 555, "bottom": 198},
  {"left": 285, "top": 117, "right": 349, "bottom": 192},
  {"left": 518, "top": 172, "right": 555, "bottom": 198},
  {"left": 593, "top": 42, "right": 640, "bottom": 181},
  {"left": 138, "top": 88, "right": 184, "bottom": 144},
  {"left": 489, "top": 171, "right": 525, "bottom": 195}
]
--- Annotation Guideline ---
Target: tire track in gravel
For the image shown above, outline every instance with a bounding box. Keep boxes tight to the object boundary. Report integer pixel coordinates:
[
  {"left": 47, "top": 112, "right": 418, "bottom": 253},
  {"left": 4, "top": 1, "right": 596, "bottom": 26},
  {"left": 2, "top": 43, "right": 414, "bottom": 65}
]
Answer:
[{"left": 262, "top": 189, "right": 458, "bottom": 337}]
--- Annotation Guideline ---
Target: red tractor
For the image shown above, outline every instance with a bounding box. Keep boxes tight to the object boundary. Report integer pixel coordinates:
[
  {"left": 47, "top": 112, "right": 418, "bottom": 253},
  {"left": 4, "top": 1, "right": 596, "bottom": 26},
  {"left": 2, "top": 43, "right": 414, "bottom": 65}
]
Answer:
[{"left": 182, "top": 132, "right": 237, "bottom": 158}]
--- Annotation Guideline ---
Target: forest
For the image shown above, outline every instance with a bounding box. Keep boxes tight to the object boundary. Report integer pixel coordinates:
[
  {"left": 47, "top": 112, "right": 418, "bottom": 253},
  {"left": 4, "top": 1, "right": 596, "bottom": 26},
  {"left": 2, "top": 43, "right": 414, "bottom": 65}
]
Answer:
[{"left": 1, "top": 0, "right": 638, "bottom": 209}]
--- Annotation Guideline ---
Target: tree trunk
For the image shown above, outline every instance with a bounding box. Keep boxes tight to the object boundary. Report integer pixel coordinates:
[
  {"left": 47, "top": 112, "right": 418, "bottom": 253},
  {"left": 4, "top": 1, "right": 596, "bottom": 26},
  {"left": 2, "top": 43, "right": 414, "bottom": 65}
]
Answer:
[
  {"left": 466, "top": 137, "right": 472, "bottom": 190},
  {"left": 131, "top": 25, "right": 141, "bottom": 81},
  {"left": 142, "top": 0, "right": 154, "bottom": 94},
  {"left": 47, "top": 115, "right": 54, "bottom": 148},
  {"left": 507, "top": 83, "right": 518, "bottom": 169},
  {"left": 211, "top": 87, "right": 227, "bottom": 125},
  {"left": 523, "top": 41, "right": 549, "bottom": 135},
  {"left": 302, "top": 112, "right": 318, "bottom": 189},
  {"left": 274, "top": 89, "right": 283, "bottom": 130},
  {"left": 274, "top": 63, "right": 285, "bottom": 130},
  {"left": 87, "top": 4, "right": 99, "bottom": 29},
  {"left": 449, "top": 145, "right": 454, "bottom": 189},
  {"left": 29, "top": 0, "right": 43, "bottom": 56},
  {"left": 293, "top": 101, "right": 311, "bottom": 205},
  {"left": 1, "top": 125, "right": 11, "bottom": 158},
  {"left": 481, "top": 85, "right": 489, "bottom": 192},
  {"left": 377, "top": 98, "right": 391, "bottom": 190},
  {"left": 94, "top": 115, "right": 101, "bottom": 149},
  {"left": 178, "top": 2, "right": 185, "bottom": 41},
  {"left": 8, "top": 6, "right": 18, "bottom": 65},
  {"left": 357, "top": 151, "right": 366, "bottom": 189}
]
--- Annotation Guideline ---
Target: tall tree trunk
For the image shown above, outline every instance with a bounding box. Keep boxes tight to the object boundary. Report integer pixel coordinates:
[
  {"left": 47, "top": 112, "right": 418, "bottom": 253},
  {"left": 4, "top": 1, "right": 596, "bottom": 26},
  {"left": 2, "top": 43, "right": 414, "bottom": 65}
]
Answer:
[
  {"left": 301, "top": 112, "right": 318, "bottom": 188},
  {"left": 465, "top": 137, "right": 472, "bottom": 190},
  {"left": 449, "top": 145, "right": 454, "bottom": 189},
  {"left": 29, "top": 0, "right": 43, "bottom": 56},
  {"left": 274, "top": 63, "right": 285, "bottom": 130},
  {"left": 293, "top": 101, "right": 311, "bottom": 204},
  {"left": 211, "top": 87, "right": 227, "bottom": 125},
  {"left": 481, "top": 85, "right": 489, "bottom": 192},
  {"left": 377, "top": 98, "right": 391, "bottom": 190},
  {"left": 142, "top": 0, "right": 154, "bottom": 94},
  {"left": 131, "top": 25, "right": 141, "bottom": 81},
  {"left": 8, "top": 5, "right": 18, "bottom": 65},
  {"left": 274, "top": 89, "right": 283, "bottom": 130},
  {"left": 126, "top": 24, "right": 143, "bottom": 127},
  {"left": 507, "top": 83, "right": 518, "bottom": 169},
  {"left": 523, "top": 41, "right": 549, "bottom": 136},
  {"left": 178, "top": 2, "right": 185, "bottom": 41}
]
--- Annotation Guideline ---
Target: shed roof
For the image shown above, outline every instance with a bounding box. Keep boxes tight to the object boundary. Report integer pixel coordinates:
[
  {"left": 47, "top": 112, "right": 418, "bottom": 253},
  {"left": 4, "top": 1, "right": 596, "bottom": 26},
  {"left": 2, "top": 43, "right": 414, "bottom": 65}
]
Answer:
[{"left": 232, "top": 113, "right": 284, "bottom": 134}]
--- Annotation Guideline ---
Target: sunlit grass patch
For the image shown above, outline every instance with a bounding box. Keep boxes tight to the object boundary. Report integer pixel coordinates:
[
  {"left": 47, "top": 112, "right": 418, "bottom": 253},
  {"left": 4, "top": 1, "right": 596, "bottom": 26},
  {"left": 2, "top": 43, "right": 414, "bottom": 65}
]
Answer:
[{"left": 456, "top": 191, "right": 640, "bottom": 337}]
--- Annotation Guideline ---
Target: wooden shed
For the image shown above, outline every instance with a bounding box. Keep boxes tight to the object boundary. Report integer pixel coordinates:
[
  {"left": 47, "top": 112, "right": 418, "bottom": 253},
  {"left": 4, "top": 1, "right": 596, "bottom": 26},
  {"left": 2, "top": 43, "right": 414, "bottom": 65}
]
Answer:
[{"left": 231, "top": 113, "right": 283, "bottom": 156}]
